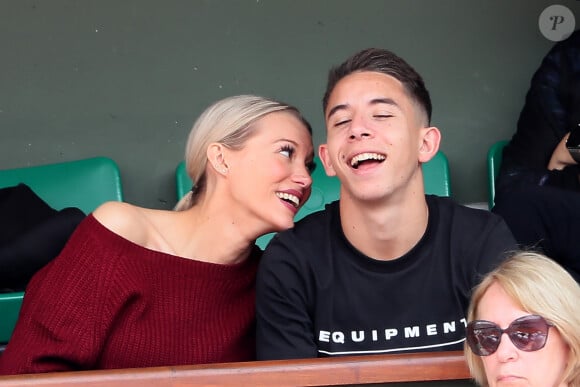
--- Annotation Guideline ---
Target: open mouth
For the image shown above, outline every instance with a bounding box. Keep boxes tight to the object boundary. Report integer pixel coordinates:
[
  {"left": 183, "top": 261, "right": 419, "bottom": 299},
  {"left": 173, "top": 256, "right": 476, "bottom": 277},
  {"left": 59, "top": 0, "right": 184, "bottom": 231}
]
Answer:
[
  {"left": 349, "top": 152, "right": 386, "bottom": 169},
  {"left": 276, "top": 192, "right": 300, "bottom": 208}
]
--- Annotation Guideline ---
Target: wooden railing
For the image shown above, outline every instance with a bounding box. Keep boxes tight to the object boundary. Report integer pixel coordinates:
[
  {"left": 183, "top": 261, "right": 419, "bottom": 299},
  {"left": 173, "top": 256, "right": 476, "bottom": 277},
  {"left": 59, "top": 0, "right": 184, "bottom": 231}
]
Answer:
[{"left": 0, "top": 351, "right": 471, "bottom": 386}]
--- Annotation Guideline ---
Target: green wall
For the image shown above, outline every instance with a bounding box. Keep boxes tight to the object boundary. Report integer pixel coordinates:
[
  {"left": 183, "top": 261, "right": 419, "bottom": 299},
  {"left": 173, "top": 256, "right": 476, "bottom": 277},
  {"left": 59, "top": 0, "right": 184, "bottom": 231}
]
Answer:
[{"left": 1, "top": 0, "right": 578, "bottom": 209}]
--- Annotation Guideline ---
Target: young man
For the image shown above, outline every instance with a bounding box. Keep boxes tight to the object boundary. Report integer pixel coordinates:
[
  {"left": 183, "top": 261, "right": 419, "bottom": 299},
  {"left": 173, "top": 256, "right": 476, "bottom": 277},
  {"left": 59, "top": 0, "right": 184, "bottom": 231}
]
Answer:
[{"left": 256, "top": 48, "right": 517, "bottom": 360}]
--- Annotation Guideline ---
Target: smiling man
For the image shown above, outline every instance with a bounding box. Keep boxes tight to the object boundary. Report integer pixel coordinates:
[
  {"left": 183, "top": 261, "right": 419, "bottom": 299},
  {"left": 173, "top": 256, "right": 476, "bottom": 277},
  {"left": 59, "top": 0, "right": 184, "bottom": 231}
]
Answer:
[{"left": 256, "top": 48, "right": 517, "bottom": 360}]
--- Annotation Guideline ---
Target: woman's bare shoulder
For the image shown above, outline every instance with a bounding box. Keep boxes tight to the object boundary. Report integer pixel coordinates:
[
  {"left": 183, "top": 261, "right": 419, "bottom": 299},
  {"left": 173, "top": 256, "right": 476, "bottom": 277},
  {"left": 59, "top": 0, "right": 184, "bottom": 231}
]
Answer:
[{"left": 92, "top": 201, "right": 149, "bottom": 242}]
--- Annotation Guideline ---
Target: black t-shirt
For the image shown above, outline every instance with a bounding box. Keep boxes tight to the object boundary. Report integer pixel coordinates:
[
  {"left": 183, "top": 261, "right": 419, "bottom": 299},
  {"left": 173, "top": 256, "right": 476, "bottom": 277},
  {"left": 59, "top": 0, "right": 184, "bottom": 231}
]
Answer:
[{"left": 256, "top": 195, "right": 516, "bottom": 360}]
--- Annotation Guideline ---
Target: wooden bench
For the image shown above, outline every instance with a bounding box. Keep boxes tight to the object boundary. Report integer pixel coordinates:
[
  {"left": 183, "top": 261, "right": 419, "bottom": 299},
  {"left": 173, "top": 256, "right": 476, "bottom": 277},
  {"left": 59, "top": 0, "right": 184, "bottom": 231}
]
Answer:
[{"left": 0, "top": 351, "right": 471, "bottom": 386}]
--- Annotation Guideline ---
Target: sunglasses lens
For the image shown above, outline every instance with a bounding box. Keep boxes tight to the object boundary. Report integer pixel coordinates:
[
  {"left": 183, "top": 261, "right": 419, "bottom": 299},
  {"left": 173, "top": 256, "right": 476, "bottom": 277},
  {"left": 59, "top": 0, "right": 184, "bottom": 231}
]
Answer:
[
  {"left": 467, "top": 322, "right": 501, "bottom": 356},
  {"left": 508, "top": 316, "right": 550, "bottom": 352},
  {"left": 467, "top": 315, "right": 552, "bottom": 356}
]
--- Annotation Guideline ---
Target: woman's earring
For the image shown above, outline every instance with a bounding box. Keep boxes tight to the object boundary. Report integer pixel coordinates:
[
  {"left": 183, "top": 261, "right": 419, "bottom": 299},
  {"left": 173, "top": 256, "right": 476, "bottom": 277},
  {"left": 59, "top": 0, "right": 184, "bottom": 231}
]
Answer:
[{"left": 213, "top": 162, "right": 227, "bottom": 174}]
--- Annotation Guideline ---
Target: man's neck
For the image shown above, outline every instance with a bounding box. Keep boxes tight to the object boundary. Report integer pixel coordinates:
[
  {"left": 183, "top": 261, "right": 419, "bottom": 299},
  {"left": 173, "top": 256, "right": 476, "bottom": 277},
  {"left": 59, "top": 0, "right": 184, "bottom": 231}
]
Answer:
[{"left": 339, "top": 192, "right": 429, "bottom": 261}]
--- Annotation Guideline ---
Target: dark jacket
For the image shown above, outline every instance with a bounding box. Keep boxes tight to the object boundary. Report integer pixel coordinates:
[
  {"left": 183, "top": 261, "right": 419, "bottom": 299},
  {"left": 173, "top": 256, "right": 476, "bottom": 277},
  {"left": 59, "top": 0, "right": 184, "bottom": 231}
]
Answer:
[
  {"left": 496, "top": 30, "right": 580, "bottom": 197},
  {"left": 0, "top": 184, "right": 85, "bottom": 291}
]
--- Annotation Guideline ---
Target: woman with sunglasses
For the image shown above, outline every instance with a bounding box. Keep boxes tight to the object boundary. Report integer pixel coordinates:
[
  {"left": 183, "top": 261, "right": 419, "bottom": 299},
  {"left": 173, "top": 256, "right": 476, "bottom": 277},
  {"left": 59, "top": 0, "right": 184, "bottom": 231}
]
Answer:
[{"left": 465, "top": 251, "right": 580, "bottom": 386}]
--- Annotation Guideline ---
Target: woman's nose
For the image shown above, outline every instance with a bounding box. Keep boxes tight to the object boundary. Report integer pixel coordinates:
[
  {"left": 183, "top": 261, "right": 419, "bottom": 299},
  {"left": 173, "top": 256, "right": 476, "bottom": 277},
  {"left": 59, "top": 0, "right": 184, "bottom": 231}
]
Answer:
[
  {"left": 294, "top": 166, "right": 313, "bottom": 187},
  {"left": 495, "top": 333, "right": 519, "bottom": 363}
]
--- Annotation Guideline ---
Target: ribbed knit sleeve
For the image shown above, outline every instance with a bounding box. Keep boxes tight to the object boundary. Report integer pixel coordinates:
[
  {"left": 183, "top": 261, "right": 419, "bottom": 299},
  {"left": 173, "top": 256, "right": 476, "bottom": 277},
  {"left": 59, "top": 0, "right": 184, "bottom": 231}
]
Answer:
[{"left": 0, "top": 215, "right": 260, "bottom": 374}]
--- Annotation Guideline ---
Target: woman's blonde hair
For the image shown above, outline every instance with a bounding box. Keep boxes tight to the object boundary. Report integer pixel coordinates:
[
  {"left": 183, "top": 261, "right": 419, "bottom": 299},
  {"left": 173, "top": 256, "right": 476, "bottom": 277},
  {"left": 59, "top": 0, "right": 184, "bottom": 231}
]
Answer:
[
  {"left": 174, "top": 95, "right": 311, "bottom": 211},
  {"left": 465, "top": 251, "right": 580, "bottom": 386}
]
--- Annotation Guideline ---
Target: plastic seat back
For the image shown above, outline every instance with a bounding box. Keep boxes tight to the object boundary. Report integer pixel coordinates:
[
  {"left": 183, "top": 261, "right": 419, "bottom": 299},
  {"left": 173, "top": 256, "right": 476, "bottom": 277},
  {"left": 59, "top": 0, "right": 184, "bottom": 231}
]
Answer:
[
  {"left": 0, "top": 156, "right": 124, "bottom": 346},
  {"left": 423, "top": 151, "right": 451, "bottom": 197},
  {"left": 0, "top": 292, "right": 24, "bottom": 345},
  {"left": 487, "top": 140, "right": 508, "bottom": 209},
  {"left": 0, "top": 157, "right": 124, "bottom": 213},
  {"left": 175, "top": 161, "right": 190, "bottom": 201}
]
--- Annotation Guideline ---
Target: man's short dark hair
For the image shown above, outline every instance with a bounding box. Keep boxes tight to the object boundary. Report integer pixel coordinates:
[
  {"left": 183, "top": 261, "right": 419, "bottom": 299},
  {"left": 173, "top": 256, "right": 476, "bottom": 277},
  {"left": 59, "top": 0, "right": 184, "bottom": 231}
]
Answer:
[{"left": 322, "top": 48, "right": 432, "bottom": 125}]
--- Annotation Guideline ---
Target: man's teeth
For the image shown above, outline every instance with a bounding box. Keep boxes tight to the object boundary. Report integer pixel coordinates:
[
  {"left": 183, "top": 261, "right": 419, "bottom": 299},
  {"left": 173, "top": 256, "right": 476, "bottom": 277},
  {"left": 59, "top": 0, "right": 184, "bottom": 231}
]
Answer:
[
  {"left": 276, "top": 192, "right": 299, "bottom": 207},
  {"left": 350, "top": 152, "right": 386, "bottom": 168}
]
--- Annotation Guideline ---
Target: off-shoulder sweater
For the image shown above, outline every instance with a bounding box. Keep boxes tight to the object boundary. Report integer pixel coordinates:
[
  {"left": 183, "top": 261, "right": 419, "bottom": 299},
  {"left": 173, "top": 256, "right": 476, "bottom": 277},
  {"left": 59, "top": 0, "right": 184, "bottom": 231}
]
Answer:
[{"left": 0, "top": 214, "right": 260, "bottom": 374}]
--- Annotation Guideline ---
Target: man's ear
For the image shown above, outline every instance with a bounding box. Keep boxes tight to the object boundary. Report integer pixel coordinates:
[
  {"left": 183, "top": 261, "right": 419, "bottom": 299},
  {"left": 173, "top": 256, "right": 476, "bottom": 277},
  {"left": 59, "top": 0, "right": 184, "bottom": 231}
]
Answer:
[
  {"left": 206, "top": 143, "right": 229, "bottom": 174},
  {"left": 318, "top": 144, "right": 337, "bottom": 177},
  {"left": 418, "top": 127, "right": 441, "bottom": 163}
]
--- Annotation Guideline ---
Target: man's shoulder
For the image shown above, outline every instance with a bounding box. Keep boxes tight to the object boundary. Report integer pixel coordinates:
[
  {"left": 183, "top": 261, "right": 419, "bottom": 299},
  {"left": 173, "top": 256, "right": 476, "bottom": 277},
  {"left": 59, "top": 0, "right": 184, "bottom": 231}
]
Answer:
[
  {"left": 428, "top": 195, "right": 514, "bottom": 242},
  {"left": 429, "top": 195, "right": 503, "bottom": 223},
  {"left": 427, "top": 195, "right": 516, "bottom": 255}
]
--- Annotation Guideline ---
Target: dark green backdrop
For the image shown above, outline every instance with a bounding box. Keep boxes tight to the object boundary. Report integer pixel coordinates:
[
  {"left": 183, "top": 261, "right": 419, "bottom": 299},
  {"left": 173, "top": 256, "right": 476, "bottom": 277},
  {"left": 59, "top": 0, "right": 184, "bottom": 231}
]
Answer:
[{"left": 1, "top": 0, "right": 578, "bottom": 209}]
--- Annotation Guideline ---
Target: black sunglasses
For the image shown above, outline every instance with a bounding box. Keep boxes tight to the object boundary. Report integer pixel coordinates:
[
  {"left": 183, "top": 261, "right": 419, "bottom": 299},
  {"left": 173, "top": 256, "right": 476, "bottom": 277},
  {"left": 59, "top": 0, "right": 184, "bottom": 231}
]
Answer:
[{"left": 466, "top": 314, "right": 553, "bottom": 356}]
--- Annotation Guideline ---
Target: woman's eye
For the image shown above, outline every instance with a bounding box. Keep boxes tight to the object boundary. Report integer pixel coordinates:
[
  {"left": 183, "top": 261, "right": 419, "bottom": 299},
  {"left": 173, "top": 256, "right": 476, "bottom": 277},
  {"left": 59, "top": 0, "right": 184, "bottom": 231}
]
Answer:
[
  {"left": 280, "top": 145, "right": 294, "bottom": 158},
  {"left": 374, "top": 114, "right": 393, "bottom": 119},
  {"left": 335, "top": 119, "right": 350, "bottom": 127}
]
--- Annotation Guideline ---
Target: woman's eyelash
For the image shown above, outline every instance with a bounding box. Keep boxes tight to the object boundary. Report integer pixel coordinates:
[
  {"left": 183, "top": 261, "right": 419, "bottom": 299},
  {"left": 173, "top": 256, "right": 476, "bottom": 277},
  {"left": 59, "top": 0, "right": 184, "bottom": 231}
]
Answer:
[{"left": 280, "top": 144, "right": 295, "bottom": 157}]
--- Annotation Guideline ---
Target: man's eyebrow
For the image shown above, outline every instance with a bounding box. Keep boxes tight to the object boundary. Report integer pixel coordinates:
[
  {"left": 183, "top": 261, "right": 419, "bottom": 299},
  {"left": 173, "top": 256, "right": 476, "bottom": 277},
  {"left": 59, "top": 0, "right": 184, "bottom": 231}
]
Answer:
[
  {"left": 326, "top": 104, "right": 348, "bottom": 120},
  {"left": 326, "top": 98, "right": 401, "bottom": 120},
  {"left": 370, "top": 97, "right": 400, "bottom": 110}
]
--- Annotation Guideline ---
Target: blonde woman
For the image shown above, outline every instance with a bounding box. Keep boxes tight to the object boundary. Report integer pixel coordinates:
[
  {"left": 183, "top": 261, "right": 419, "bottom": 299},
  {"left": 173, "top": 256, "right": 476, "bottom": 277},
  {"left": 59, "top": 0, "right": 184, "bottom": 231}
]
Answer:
[
  {"left": 0, "top": 95, "right": 314, "bottom": 374},
  {"left": 465, "top": 251, "right": 580, "bottom": 386}
]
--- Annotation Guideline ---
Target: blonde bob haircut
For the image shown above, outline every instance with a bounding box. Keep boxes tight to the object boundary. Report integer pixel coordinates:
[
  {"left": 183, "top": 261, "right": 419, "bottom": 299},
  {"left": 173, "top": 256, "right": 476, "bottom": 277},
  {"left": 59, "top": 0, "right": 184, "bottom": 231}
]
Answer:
[
  {"left": 465, "top": 251, "right": 580, "bottom": 387},
  {"left": 174, "top": 94, "right": 311, "bottom": 211}
]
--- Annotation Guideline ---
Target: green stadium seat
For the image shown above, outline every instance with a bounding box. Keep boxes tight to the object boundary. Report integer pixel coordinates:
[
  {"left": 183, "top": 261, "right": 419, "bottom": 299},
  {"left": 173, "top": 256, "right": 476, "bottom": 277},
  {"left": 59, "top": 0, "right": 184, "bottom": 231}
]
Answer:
[
  {"left": 424, "top": 151, "right": 451, "bottom": 197},
  {"left": 487, "top": 140, "right": 509, "bottom": 209},
  {"left": 0, "top": 156, "right": 124, "bottom": 348}
]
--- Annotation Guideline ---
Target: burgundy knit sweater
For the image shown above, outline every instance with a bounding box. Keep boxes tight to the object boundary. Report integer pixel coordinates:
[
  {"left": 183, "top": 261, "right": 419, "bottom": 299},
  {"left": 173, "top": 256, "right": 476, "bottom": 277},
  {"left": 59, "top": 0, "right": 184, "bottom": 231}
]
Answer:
[{"left": 0, "top": 215, "right": 260, "bottom": 374}]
